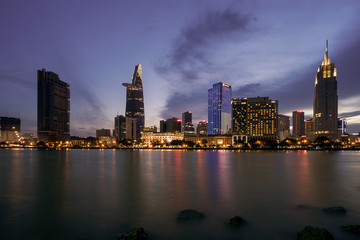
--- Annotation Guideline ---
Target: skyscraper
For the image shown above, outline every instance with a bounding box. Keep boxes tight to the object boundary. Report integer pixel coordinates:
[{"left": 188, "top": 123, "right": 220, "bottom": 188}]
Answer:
[
  {"left": 196, "top": 121, "right": 208, "bottom": 135},
  {"left": 114, "top": 115, "right": 126, "bottom": 141},
  {"left": 313, "top": 41, "right": 338, "bottom": 140},
  {"left": 37, "top": 69, "right": 70, "bottom": 143},
  {"left": 292, "top": 111, "right": 305, "bottom": 137},
  {"left": 278, "top": 114, "right": 290, "bottom": 141},
  {"left": 166, "top": 117, "right": 181, "bottom": 133},
  {"left": 208, "top": 82, "right": 232, "bottom": 135},
  {"left": 122, "top": 64, "right": 145, "bottom": 141},
  {"left": 232, "top": 97, "right": 278, "bottom": 142},
  {"left": 182, "top": 111, "right": 195, "bottom": 134}
]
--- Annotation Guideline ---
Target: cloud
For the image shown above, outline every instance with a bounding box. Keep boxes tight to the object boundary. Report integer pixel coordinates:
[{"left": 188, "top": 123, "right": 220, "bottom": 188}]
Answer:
[
  {"left": 0, "top": 71, "right": 35, "bottom": 90},
  {"left": 156, "top": 7, "right": 255, "bottom": 82}
]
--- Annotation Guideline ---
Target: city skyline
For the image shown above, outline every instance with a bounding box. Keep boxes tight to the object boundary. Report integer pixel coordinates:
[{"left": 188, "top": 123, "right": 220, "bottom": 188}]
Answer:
[{"left": 1, "top": 1, "right": 360, "bottom": 137}]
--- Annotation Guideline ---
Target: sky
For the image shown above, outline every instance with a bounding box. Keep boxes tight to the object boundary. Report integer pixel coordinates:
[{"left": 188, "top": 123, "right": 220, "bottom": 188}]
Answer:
[{"left": 1, "top": 0, "right": 360, "bottom": 137}]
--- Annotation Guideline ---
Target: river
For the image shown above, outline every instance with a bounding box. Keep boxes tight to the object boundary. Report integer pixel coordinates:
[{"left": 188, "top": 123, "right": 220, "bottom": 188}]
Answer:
[{"left": 0, "top": 149, "right": 359, "bottom": 239}]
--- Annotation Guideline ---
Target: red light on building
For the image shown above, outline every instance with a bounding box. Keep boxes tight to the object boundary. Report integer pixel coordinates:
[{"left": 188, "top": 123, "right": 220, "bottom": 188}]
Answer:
[{"left": 177, "top": 119, "right": 182, "bottom": 122}]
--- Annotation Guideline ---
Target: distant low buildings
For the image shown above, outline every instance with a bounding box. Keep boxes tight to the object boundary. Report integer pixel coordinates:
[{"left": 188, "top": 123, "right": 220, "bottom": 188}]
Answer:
[
  {"left": 96, "top": 129, "right": 111, "bottom": 139},
  {"left": 0, "top": 117, "right": 21, "bottom": 143}
]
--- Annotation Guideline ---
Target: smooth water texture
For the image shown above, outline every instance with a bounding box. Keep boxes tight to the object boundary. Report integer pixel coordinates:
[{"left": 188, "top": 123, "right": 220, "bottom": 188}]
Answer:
[{"left": 1, "top": 149, "right": 360, "bottom": 239}]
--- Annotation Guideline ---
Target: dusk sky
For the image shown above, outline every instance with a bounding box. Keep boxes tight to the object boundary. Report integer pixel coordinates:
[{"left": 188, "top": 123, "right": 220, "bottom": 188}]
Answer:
[{"left": 1, "top": 0, "right": 360, "bottom": 137}]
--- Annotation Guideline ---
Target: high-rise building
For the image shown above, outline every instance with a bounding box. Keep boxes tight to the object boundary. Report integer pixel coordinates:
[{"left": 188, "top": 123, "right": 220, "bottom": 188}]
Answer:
[
  {"left": 278, "top": 114, "right": 290, "bottom": 141},
  {"left": 196, "top": 121, "right": 208, "bottom": 135},
  {"left": 292, "top": 111, "right": 305, "bottom": 137},
  {"left": 338, "top": 117, "right": 347, "bottom": 135},
  {"left": 123, "top": 64, "right": 144, "bottom": 141},
  {"left": 313, "top": 41, "right": 338, "bottom": 140},
  {"left": 208, "top": 82, "right": 232, "bottom": 135},
  {"left": 126, "top": 117, "right": 137, "bottom": 140},
  {"left": 160, "top": 120, "right": 167, "bottom": 133},
  {"left": 37, "top": 69, "right": 70, "bottom": 143},
  {"left": 182, "top": 111, "right": 195, "bottom": 134},
  {"left": 114, "top": 115, "right": 126, "bottom": 141},
  {"left": 0, "top": 117, "right": 21, "bottom": 142},
  {"left": 232, "top": 97, "right": 278, "bottom": 142},
  {"left": 305, "top": 119, "right": 314, "bottom": 135},
  {"left": 166, "top": 117, "right": 181, "bottom": 133}
]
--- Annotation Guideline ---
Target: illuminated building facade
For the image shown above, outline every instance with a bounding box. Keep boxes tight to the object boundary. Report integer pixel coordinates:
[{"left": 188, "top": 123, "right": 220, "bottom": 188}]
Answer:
[
  {"left": 338, "top": 117, "right": 347, "bottom": 135},
  {"left": 313, "top": 41, "right": 338, "bottom": 140},
  {"left": 292, "top": 111, "right": 305, "bottom": 137},
  {"left": 278, "top": 114, "right": 290, "bottom": 141},
  {"left": 208, "top": 82, "right": 232, "bottom": 135},
  {"left": 232, "top": 97, "right": 278, "bottom": 142},
  {"left": 114, "top": 115, "right": 126, "bottom": 141},
  {"left": 37, "top": 69, "right": 70, "bottom": 143},
  {"left": 123, "top": 64, "right": 144, "bottom": 141},
  {"left": 196, "top": 121, "right": 208, "bottom": 135},
  {"left": 305, "top": 119, "right": 314, "bottom": 135},
  {"left": 0, "top": 117, "right": 21, "bottom": 142},
  {"left": 182, "top": 111, "right": 194, "bottom": 134},
  {"left": 96, "top": 128, "right": 111, "bottom": 139}
]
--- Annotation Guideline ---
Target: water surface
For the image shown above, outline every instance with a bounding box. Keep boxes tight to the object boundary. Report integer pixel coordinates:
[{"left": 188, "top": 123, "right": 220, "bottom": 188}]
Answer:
[{"left": 0, "top": 149, "right": 360, "bottom": 239}]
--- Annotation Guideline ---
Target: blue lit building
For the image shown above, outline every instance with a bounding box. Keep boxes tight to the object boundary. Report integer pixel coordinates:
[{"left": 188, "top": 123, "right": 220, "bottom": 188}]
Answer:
[{"left": 208, "top": 82, "right": 232, "bottom": 135}]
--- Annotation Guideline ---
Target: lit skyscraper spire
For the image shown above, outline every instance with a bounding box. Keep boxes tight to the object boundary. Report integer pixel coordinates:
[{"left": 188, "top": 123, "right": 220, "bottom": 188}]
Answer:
[
  {"left": 313, "top": 41, "right": 338, "bottom": 140},
  {"left": 122, "top": 64, "right": 145, "bottom": 141}
]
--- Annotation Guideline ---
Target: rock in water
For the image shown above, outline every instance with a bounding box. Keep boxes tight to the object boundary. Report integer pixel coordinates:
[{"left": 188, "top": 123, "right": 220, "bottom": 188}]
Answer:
[
  {"left": 343, "top": 224, "right": 360, "bottom": 235},
  {"left": 322, "top": 206, "right": 347, "bottom": 214},
  {"left": 297, "top": 226, "right": 334, "bottom": 240},
  {"left": 115, "top": 227, "right": 148, "bottom": 240},
  {"left": 177, "top": 209, "right": 204, "bottom": 221},
  {"left": 228, "top": 216, "right": 247, "bottom": 227}
]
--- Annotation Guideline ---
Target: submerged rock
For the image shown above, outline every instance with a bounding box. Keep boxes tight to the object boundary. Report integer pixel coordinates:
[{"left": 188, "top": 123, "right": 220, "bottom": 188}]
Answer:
[
  {"left": 115, "top": 227, "right": 148, "bottom": 240},
  {"left": 322, "top": 206, "right": 347, "bottom": 214},
  {"left": 177, "top": 209, "right": 204, "bottom": 221},
  {"left": 343, "top": 224, "right": 360, "bottom": 235},
  {"left": 227, "top": 216, "right": 247, "bottom": 227},
  {"left": 297, "top": 226, "right": 334, "bottom": 240}
]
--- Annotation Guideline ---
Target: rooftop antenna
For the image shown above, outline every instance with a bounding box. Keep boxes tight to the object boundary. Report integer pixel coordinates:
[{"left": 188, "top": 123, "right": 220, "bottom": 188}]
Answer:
[{"left": 324, "top": 40, "right": 329, "bottom": 60}]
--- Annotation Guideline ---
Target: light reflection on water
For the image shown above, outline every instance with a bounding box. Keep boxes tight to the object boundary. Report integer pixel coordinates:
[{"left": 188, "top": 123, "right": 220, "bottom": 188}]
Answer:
[{"left": 0, "top": 149, "right": 360, "bottom": 239}]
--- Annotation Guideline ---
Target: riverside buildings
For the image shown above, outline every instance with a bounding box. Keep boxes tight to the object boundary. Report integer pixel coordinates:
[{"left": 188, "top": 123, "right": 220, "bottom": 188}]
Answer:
[
  {"left": 208, "top": 82, "right": 232, "bottom": 135},
  {"left": 292, "top": 111, "right": 305, "bottom": 137},
  {"left": 0, "top": 117, "right": 20, "bottom": 142},
  {"left": 114, "top": 115, "right": 126, "bottom": 141},
  {"left": 37, "top": 69, "right": 70, "bottom": 143},
  {"left": 278, "top": 114, "right": 290, "bottom": 141},
  {"left": 197, "top": 121, "right": 208, "bottom": 135},
  {"left": 232, "top": 97, "right": 278, "bottom": 143},
  {"left": 123, "top": 64, "right": 145, "bottom": 141},
  {"left": 159, "top": 117, "right": 181, "bottom": 133},
  {"left": 182, "top": 111, "right": 195, "bottom": 134},
  {"left": 313, "top": 41, "right": 338, "bottom": 140}
]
